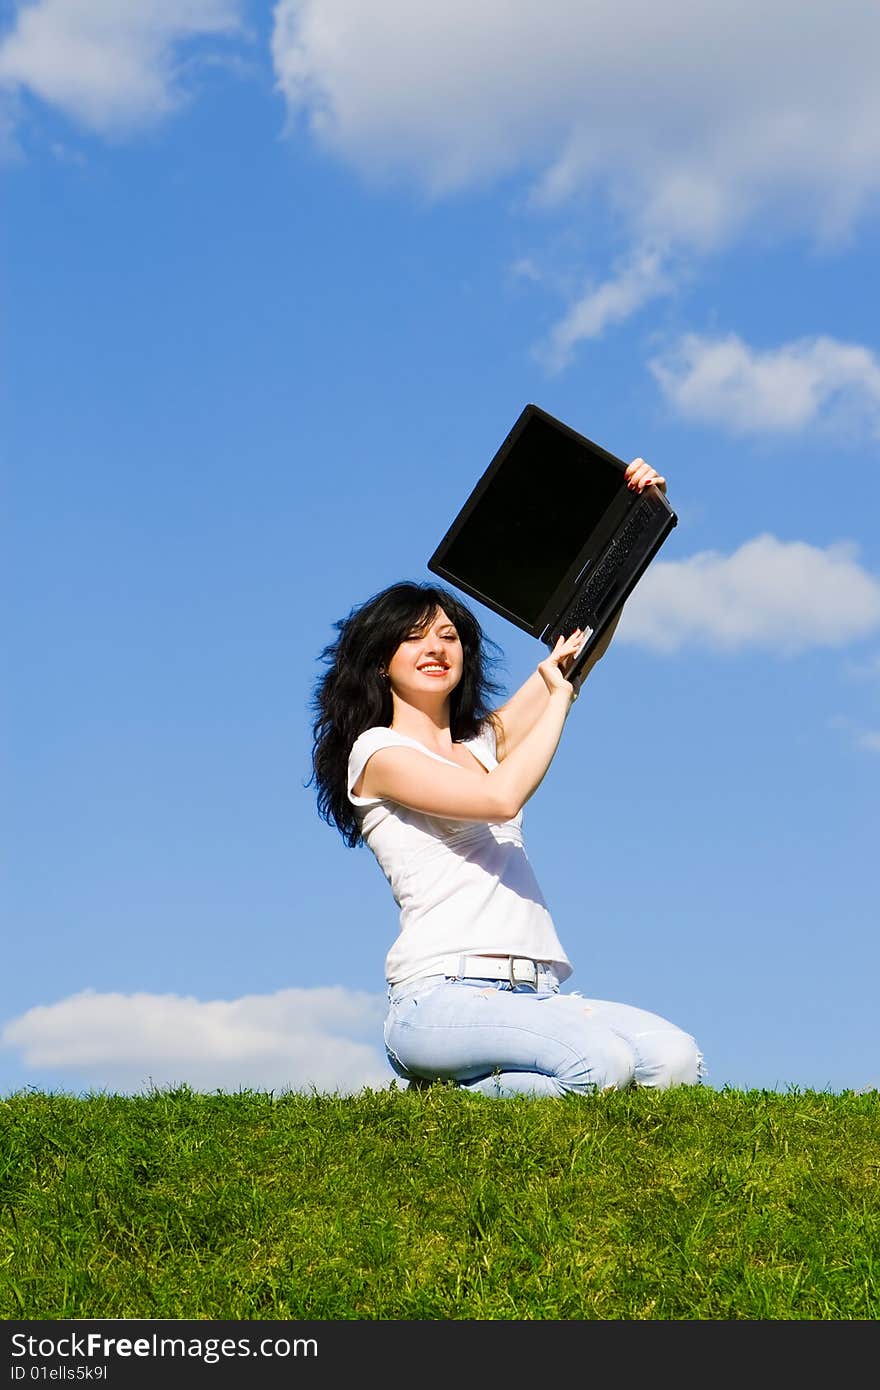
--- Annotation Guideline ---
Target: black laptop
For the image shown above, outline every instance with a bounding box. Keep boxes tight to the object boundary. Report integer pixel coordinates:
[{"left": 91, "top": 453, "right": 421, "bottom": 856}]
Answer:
[{"left": 427, "top": 403, "right": 677, "bottom": 689}]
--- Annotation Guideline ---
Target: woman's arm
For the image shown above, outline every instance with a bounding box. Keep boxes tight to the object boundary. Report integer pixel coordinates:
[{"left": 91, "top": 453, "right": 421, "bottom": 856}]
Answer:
[
  {"left": 492, "top": 666, "right": 567, "bottom": 762},
  {"left": 493, "top": 617, "right": 617, "bottom": 758},
  {"left": 493, "top": 459, "right": 665, "bottom": 751},
  {"left": 493, "top": 606, "right": 623, "bottom": 757},
  {"left": 358, "top": 634, "right": 581, "bottom": 821}
]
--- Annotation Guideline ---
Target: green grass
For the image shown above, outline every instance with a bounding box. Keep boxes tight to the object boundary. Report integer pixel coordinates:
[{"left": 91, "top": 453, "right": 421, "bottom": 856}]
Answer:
[{"left": 1, "top": 1084, "right": 878, "bottom": 1319}]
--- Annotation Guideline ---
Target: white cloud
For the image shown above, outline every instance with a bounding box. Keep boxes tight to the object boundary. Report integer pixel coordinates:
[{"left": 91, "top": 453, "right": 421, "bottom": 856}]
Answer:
[
  {"left": 616, "top": 534, "right": 880, "bottom": 654},
  {"left": 1, "top": 986, "right": 392, "bottom": 1094},
  {"left": 649, "top": 333, "right": 880, "bottom": 436},
  {"left": 828, "top": 715, "right": 880, "bottom": 757},
  {"left": 537, "top": 246, "right": 672, "bottom": 370},
  {"left": 846, "top": 653, "right": 880, "bottom": 682},
  {"left": 0, "top": 0, "right": 244, "bottom": 136},
  {"left": 271, "top": 0, "right": 880, "bottom": 247}
]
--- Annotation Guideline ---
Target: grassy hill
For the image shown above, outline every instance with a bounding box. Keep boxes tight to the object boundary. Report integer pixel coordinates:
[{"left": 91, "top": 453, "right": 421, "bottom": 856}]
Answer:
[{"left": 2, "top": 1084, "right": 878, "bottom": 1319}]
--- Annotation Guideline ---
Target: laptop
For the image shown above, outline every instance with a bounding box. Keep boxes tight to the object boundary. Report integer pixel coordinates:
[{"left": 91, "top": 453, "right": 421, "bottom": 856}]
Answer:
[{"left": 427, "top": 403, "right": 677, "bottom": 689}]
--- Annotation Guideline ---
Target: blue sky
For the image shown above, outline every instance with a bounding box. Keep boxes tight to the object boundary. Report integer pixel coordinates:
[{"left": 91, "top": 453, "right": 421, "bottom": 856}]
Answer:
[{"left": 3, "top": 0, "right": 879, "bottom": 1098}]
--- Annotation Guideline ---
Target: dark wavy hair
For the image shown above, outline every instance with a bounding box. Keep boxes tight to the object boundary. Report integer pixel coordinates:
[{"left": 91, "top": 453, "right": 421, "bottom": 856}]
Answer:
[{"left": 310, "top": 581, "right": 504, "bottom": 846}]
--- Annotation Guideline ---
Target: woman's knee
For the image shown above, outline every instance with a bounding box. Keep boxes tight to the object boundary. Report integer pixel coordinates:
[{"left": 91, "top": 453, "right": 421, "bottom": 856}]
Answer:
[{"left": 634, "top": 1029, "right": 703, "bottom": 1088}]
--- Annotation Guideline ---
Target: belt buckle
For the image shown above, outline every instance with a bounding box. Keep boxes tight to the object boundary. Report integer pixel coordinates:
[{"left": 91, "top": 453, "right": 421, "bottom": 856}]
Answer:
[{"left": 509, "top": 957, "right": 538, "bottom": 990}]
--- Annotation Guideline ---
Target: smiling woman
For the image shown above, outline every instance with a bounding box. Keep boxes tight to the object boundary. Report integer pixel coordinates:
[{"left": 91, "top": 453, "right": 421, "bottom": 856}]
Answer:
[{"left": 310, "top": 518, "right": 705, "bottom": 1098}]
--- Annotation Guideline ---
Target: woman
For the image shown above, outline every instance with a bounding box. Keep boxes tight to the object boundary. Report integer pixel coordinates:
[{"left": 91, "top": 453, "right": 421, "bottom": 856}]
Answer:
[{"left": 310, "top": 459, "right": 704, "bottom": 1097}]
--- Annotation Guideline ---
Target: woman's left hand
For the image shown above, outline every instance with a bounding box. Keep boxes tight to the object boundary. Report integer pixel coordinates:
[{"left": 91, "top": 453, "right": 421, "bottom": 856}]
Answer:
[
  {"left": 625, "top": 458, "right": 666, "bottom": 493},
  {"left": 537, "top": 631, "right": 585, "bottom": 700}
]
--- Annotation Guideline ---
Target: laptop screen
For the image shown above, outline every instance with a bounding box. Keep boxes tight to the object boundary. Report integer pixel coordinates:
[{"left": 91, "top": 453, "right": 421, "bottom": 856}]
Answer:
[{"left": 428, "top": 406, "right": 625, "bottom": 634}]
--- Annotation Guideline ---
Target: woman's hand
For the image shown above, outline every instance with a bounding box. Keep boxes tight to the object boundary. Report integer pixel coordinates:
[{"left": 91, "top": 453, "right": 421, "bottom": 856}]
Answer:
[
  {"left": 537, "top": 630, "right": 586, "bottom": 703},
  {"left": 625, "top": 458, "right": 666, "bottom": 493}
]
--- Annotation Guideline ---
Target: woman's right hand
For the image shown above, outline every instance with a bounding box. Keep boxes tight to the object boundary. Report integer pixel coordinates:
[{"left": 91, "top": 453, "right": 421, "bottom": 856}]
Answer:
[{"left": 537, "top": 630, "right": 585, "bottom": 702}]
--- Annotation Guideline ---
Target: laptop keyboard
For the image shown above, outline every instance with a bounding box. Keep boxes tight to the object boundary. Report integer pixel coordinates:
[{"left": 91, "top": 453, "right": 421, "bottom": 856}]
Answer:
[{"left": 548, "top": 493, "right": 659, "bottom": 641}]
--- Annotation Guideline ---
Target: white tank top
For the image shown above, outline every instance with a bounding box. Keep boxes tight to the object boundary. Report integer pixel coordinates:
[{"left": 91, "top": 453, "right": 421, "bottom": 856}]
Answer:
[{"left": 347, "top": 723, "right": 573, "bottom": 985}]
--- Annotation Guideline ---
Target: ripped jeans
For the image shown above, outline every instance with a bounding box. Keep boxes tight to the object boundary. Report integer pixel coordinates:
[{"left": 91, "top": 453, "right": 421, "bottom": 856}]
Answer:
[{"left": 384, "top": 966, "right": 705, "bottom": 1097}]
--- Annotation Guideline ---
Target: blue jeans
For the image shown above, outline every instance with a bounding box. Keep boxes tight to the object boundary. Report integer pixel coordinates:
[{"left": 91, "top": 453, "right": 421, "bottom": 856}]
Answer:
[{"left": 384, "top": 967, "right": 704, "bottom": 1097}]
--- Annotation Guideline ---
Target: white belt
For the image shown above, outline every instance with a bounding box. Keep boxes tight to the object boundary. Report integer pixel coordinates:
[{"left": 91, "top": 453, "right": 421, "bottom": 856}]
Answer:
[{"left": 436, "top": 954, "right": 549, "bottom": 989}]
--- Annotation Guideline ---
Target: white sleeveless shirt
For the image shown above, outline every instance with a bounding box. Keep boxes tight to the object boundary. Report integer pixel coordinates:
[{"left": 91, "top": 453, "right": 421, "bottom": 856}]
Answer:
[{"left": 347, "top": 723, "right": 573, "bottom": 985}]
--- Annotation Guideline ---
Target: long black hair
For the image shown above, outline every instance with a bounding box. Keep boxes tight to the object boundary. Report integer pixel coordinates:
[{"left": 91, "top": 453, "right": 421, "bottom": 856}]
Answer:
[{"left": 310, "top": 581, "right": 504, "bottom": 846}]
